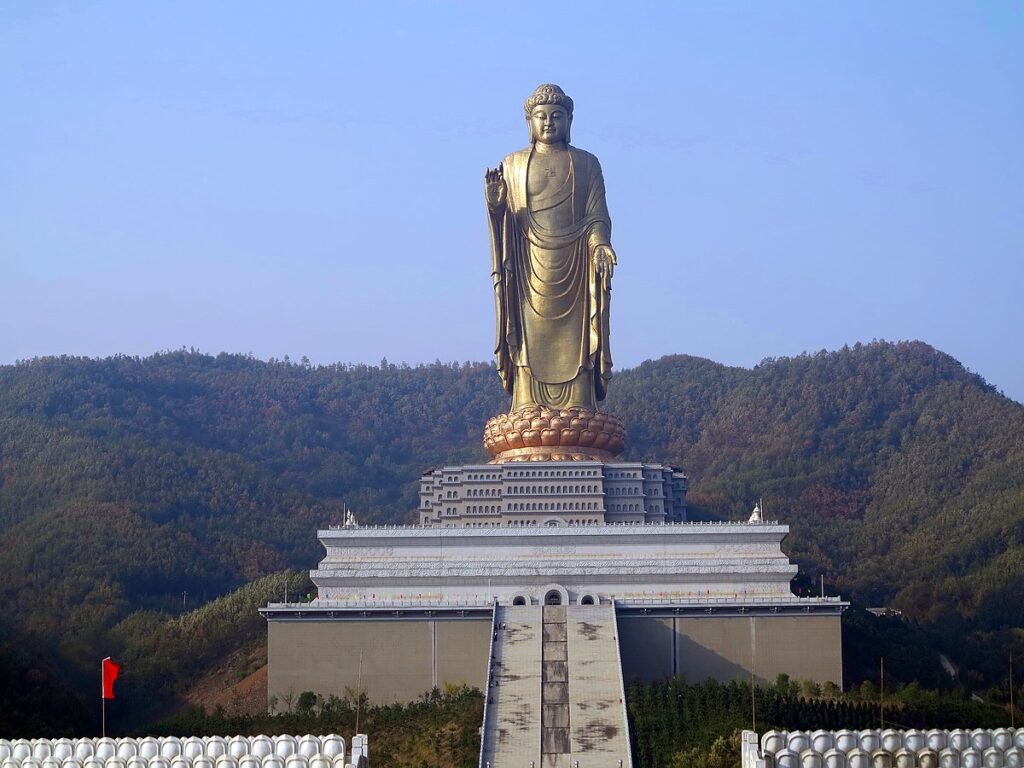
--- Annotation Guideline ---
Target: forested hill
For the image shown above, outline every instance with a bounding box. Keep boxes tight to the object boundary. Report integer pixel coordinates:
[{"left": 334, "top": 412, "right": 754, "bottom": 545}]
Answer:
[{"left": 1, "top": 342, "right": 1023, "bottom": 732}]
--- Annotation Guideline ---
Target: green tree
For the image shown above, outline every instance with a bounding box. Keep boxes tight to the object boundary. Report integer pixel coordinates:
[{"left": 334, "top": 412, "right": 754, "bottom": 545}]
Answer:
[
  {"left": 295, "top": 691, "right": 317, "bottom": 715},
  {"left": 670, "top": 731, "right": 741, "bottom": 768}
]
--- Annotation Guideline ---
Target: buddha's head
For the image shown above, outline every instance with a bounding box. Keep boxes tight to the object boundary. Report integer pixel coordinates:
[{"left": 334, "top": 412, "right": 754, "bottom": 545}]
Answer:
[{"left": 525, "top": 83, "right": 573, "bottom": 144}]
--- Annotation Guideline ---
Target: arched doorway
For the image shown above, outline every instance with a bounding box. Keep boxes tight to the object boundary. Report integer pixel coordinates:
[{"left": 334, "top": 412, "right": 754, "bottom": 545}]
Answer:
[{"left": 545, "top": 590, "right": 562, "bottom": 606}]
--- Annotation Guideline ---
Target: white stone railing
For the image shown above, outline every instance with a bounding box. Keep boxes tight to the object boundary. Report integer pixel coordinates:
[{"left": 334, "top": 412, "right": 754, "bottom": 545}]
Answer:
[
  {"left": 618, "top": 595, "right": 844, "bottom": 606},
  {"left": 326, "top": 520, "right": 781, "bottom": 531},
  {"left": 0, "top": 735, "right": 368, "bottom": 768},
  {"left": 265, "top": 594, "right": 841, "bottom": 611},
  {"left": 742, "top": 728, "right": 1024, "bottom": 768},
  {"left": 265, "top": 599, "right": 494, "bottom": 609},
  {"left": 476, "top": 603, "right": 500, "bottom": 768},
  {"left": 610, "top": 598, "right": 636, "bottom": 768}
]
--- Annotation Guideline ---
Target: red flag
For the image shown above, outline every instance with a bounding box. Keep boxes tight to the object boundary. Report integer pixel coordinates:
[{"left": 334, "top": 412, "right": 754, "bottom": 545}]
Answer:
[{"left": 102, "top": 657, "right": 121, "bottom": 699}]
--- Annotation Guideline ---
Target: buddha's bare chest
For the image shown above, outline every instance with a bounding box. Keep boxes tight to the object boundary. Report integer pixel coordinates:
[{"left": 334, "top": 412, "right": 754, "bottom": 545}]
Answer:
[{"left": 527, "top": 153, "right": 571, "bottom": 197}]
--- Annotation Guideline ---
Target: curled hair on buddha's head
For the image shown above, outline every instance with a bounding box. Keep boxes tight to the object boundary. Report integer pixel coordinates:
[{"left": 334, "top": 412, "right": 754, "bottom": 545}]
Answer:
[
  {"left": 525, "top": 83, "right": 573, "bottom": 143},
  {"left": 524, "top": 83, "right": 574, "bottom": 117}
]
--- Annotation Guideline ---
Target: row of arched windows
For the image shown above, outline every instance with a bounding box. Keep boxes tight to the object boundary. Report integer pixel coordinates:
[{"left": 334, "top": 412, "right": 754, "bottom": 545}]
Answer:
[
  {"left": 508, "top": 484, "right": 597, "bottom": 495},
  {"left": 467, "top": 505, "right": 501, "bottom": 514},
  {"left": 506, "top": 469, "right": 597, "bottom": 478},
  {"left": 508, "top": 501, "right": 597, "bottom": 512},
  {"left": 610, "top": 503, "right": 642, "bottom": 513}
]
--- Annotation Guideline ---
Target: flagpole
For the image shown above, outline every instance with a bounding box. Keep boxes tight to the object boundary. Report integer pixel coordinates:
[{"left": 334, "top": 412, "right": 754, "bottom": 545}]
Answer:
[{"left": 101, "top": 658, "right": 106, "bottom": 738}]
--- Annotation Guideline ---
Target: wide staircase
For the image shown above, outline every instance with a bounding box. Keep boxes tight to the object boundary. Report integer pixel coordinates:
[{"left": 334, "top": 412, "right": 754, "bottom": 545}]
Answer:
[
  {"left": 563, "top": 604, "right": 632, "bottom": 765},
  {"left": 481, "top": 605, "right": 544, "bottom": 768},
  {"left": 480, "top": 603, "right": 632, "bottom": 768}
]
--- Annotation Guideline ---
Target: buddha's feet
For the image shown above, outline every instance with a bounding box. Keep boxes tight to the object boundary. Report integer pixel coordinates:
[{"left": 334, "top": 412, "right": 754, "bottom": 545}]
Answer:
[{"left": 484, "top": 406, "right": 626, "bottom": 463}]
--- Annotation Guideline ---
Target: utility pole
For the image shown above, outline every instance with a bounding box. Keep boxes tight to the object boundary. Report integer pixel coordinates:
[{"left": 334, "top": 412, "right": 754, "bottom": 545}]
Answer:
[
  {"left": 1011, "top": 654, "right": 1015, "bottom": 729},
  {"left": 879, "top": 657, "right": 885, "bottom": 729},
  {"left": 751, "top": 617, "right": 757, "bottom": 732},
  {"left": 751, "top": 666, "right": 756, "bottom": 732},
  {"left": 355, "top": 649, "right": 364, "bottom": 734}
]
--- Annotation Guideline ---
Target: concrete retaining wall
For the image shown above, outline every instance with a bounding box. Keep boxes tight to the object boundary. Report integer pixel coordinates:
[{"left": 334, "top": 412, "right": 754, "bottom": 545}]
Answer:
[
  {"left": 267, "top": 612, "right": 841, "bottom": 707},
  {"left": 617, "top": 615, "right": 843, "bottom": 686},
  {"left": 267, "top": 618, "right": 491, "bottom": 705}
]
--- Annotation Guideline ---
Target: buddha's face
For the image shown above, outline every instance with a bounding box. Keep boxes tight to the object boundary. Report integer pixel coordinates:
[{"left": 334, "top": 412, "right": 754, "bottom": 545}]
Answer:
[{"left": 530, "top": 103, "right": 570, "bottom": 144}]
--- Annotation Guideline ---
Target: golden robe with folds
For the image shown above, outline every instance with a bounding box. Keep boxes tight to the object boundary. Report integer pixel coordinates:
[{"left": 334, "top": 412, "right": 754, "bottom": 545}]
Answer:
[{"left": 488, "top": 145, "right": 613, "bottom": 410}]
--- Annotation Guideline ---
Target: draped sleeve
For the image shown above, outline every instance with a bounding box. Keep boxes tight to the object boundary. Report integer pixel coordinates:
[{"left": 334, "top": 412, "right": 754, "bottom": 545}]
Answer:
[{"left": 487, "top": 150, "right": 530, "bottom": 396}]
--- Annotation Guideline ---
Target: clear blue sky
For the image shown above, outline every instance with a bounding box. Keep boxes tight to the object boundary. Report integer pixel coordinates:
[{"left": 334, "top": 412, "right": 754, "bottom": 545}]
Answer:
[{"left": 2, "top": 2, "right": 1022, "bottom": 401}]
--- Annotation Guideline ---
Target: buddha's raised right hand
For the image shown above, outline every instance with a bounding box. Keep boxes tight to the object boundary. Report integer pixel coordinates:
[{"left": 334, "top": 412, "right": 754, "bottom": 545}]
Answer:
[{"left": 485, "top": 165, "right": 507, "bottom": 208}]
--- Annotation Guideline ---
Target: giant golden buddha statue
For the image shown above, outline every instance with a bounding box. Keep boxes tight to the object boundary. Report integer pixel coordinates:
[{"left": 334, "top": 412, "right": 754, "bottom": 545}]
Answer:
[{"left": 483, "top": 84, "right": 625, "bottom": 462}]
